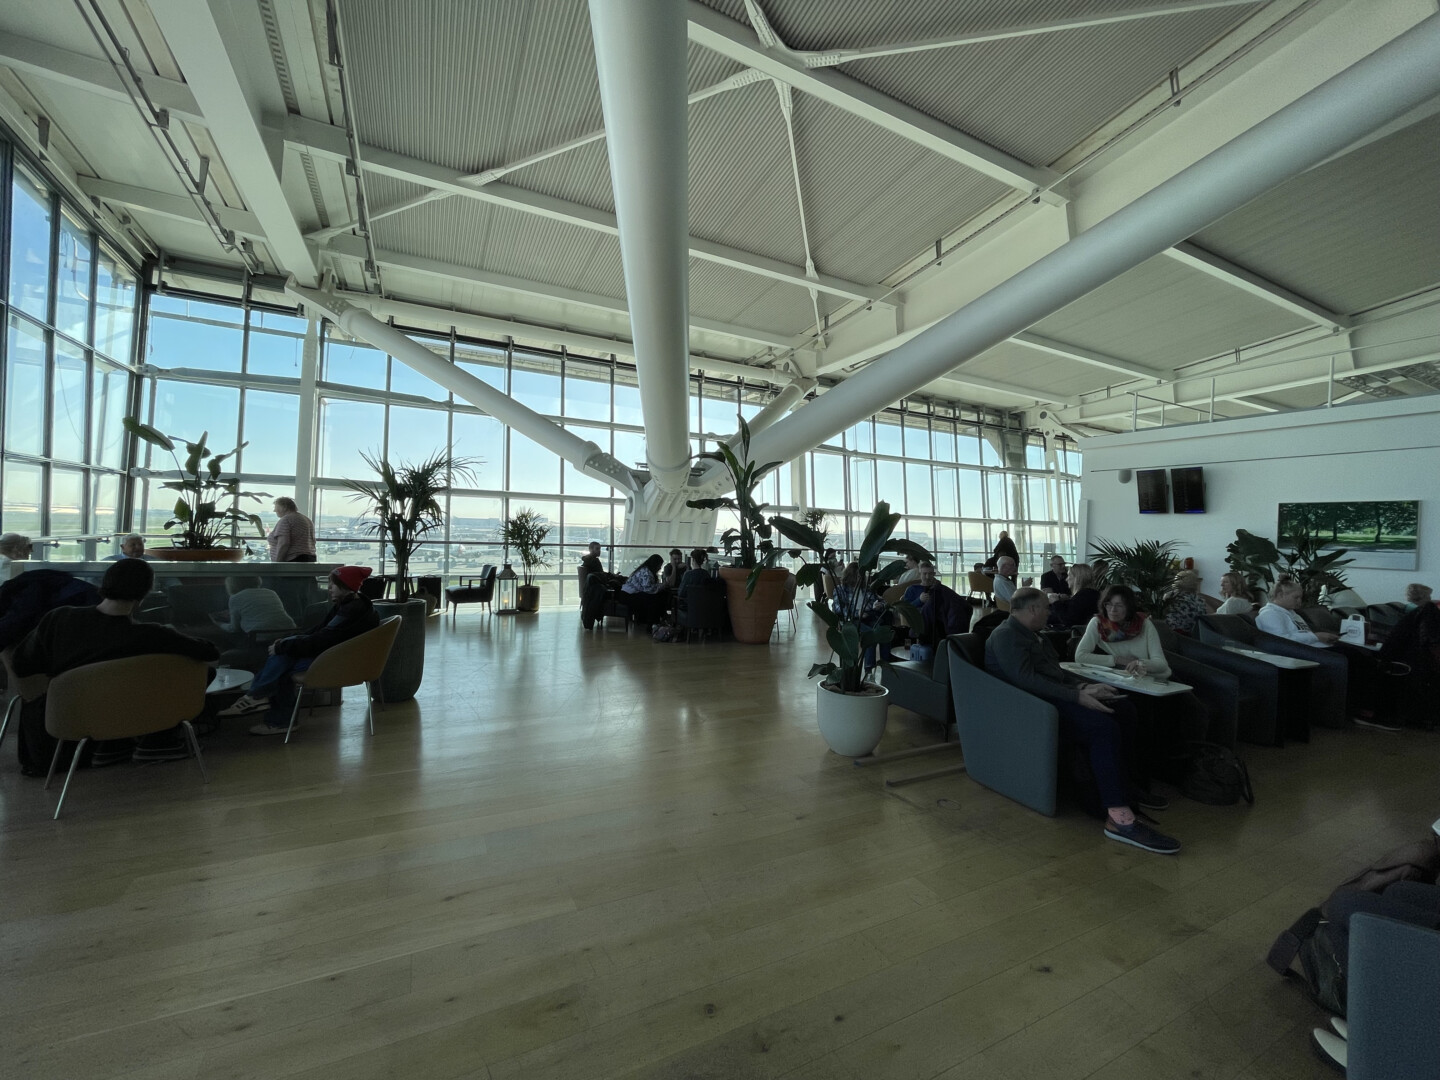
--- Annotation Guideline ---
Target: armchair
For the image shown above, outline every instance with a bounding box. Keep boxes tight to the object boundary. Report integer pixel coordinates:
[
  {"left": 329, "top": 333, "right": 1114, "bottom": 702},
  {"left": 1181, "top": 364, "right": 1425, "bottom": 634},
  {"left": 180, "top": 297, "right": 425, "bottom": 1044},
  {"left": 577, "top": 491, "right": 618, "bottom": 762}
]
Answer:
[
  {"left": 676, "top": 583, "right": 726, "bottom": 641},
  {"left": 1198, "top": 613, "right": 1348, "bottom": 731},
  {"left": 444, "top": 565, "right": 496, "bottom": 617}
]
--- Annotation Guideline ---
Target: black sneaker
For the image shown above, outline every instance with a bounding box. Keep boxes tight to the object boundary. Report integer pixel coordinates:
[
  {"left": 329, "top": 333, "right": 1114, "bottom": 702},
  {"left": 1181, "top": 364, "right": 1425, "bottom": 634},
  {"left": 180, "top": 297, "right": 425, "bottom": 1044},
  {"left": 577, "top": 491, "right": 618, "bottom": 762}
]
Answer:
[
  {"left": 133, "top": 740, "right": 191, "bottom": 763},
  {"left": 1132, "top": 790, "right": 1170, "bottom": 811},
  {"left": 1104, "top": 819, "right": 1181, "bottom": 854},
  {"left": 89, "top": 744, "right": 134, "bottom": 768}
]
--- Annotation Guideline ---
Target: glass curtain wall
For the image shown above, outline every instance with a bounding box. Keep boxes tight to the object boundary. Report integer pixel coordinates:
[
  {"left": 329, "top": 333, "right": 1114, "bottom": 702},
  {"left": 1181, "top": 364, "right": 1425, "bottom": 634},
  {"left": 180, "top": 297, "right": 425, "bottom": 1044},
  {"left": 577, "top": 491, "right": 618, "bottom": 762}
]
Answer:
[
  {"left": 0, "top": 143, "right": 138, "bottom": 561},
  {"left": 134, "top": 288, "right": 1080, "bottom": 604}
]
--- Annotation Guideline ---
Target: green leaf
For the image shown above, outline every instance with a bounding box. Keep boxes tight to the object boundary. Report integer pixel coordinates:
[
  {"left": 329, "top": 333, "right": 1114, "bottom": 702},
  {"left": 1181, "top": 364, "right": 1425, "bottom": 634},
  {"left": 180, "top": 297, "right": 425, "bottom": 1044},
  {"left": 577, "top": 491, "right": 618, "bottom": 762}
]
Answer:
[
  {"left": 769, "top": 515, "right": 825, "bottom": 553},
  {"left": 857, "top": 502, "right": 902, "bottom": 570},
  {"left": 869, "top": 560, "right": 907, "bottom": 589},
  {"left": 808, "top": 599, "right": 838, "bottom": 628},
  {"left": 890, "top": 600, "right": 924, "bottom": 633},
  {"left": 122, "top": 417, "right": 174, "bottom": 452},
  {"left": 883, "top": 537, "right": 934, "bottom": 562},
  {"left": 807, "top": 662, "right": 836, "bottom": 680},
  {"left": 172, "top": 498, "right": 191, "bottom": 522},
  {"left": 794, "top": 563, "right": 822, "bottom": 589}
]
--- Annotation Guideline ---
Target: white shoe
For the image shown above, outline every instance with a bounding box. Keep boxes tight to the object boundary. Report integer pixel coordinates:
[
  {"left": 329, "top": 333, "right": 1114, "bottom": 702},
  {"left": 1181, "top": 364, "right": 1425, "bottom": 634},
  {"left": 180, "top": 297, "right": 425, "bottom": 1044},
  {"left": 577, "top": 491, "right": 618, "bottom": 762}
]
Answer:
[
  {"left": 1311, "top": 1028, "right": 1347, "bottom": 1073},
  {"left": 248, "top": 720, "right": 293, "bottom": 737},
  {"left": 218, "top": 694, "right": 271, "bottom": 718},
  {"left": 1330, "top": 1016, "right": 1348, "bottom": 1040}
]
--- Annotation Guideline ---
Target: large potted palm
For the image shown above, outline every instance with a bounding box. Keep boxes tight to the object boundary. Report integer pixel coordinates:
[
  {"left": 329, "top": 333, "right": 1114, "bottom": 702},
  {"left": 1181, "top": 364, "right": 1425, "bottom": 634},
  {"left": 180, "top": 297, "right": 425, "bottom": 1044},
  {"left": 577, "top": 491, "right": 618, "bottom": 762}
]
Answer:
[
  {"left": 1088, "top": 537, "right": 1182, "bottom": 615},
  {"left": 498, "top": 508, "right": 551, "bottom": 613},
  {"left": 684, "top": 417, "right": 793, "bottom": 643},
  {"left": 771, "top": 502, "right": 928, "bottom": 756},
  {"left": 123, "top": 418, "right": 268, "bottom": 559}
]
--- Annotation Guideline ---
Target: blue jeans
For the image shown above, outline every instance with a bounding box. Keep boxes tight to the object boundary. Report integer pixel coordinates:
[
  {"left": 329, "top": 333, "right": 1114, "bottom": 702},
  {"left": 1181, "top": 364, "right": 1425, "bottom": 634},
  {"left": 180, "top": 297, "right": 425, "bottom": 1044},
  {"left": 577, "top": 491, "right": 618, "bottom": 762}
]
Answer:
[
  {"left": 250, "top": 653, "right": 314, "bottom": 723},
  {"left": 1054, "top": 696, "right": 1139, "bottom": 810}
]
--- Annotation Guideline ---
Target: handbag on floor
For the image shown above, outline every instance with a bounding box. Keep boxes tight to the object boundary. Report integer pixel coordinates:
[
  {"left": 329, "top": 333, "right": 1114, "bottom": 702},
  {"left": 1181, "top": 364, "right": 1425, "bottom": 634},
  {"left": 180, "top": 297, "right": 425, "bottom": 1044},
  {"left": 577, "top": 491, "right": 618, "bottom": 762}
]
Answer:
[{"left": 1181, "top": 741, "right": 1253, "bottom": 805}]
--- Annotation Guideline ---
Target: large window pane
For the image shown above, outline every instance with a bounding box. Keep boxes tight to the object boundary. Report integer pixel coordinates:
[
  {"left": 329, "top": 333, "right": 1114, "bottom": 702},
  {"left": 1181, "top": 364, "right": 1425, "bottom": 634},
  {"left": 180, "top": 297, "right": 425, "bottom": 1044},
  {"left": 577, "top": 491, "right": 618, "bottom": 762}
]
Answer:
[
  {"left": 905, "top": 463, "right": 933, "bottom": 516},
  {"left": 455, "top": 340, "right": 507, "bottom": 391},
  {"left": 390, "top": 337, "right": 449, "bottom": 400},
  {"left": 151, "top": 381, "right": 239, "bottom": 456},
  {"left": 903, "top": 416, "right": 929, "bottom": 458},
  {"left": 956, "top": 425, "right": 982, "bottom": 465},
  {"left": 934, "top": 467, "right": 958, "bottom": 518},
  {"left": 247, "top": 310, "right": 306, "bottom": 377},
  {"left": 148, "top": 295, "right": 243, "bottom": 372},
  {"left": 9, "top": 168, "right": 52, "bottom": 321},
  {"left": 846, "top": 418, "right": 873, "bottom": 454},
  {"left": 986, "top": 473, "right": 1010, "bottom": 519},
  {"left": 1026, "top": 436, "right": 1047, "bottom": 470},
  {"left": 1, "top": 459, "right": 44, "bottom": 534},
  {"left": 877, "top": 459, "right": 904, "bottom": 508},
  {"left": 91, "top": 472, "right": 121, "bottom": 537},
  {"left": 562, "top": 424, "right": 611, "bottom": 496},
  {"left": 450, "top": 411, "right": 505, "bottom": 490},
  {"left": 510, "top": 431, "right": 560, "bottom": 493},
  {"left": 612, "top": 429, "right": 645, "bottom": 474},
  {"left": 613, "top": 370, "right": 642, "bottom": 426},
  {"left": 931, "top": 424, "right": 956, "bottom": 462},
  {"left": 958, "top": 469, "right": 983, "bottom": 517},
  {"left": 849, "top": 457, "right": 874, "bottom": 510},
  {"left": 5, "top": 315, "right": 47, "bottom": 454},
  {"left": 56, "top": 209, "right": 92, "bottom": 343},
  {"left": 318, "top": 398, "right": 384, "bottom": 478},
  {"left": 875, "top": 416, "right": 902, "bottom": 456},
  {"left": 1027, "top": 476, "right": 1052, "bottom": 520},
  {"left": 52, "top": 339, "right": 88, "bottom": 463},
  {"left": 388, "top": 404, "right": 447, "bottom": 463},
  {"left": 447, "top": 495, "right": 504, "bottom": 572},
  {"left": 95, "top": 248, "right": 136, "bottom": 363},
  {"left": 241, "top": 391, "right": 299, "bottom": 476},
  {"left": 812, "top": 452, "right": 845, "bottom": 510},
  {"left": 323, "top": 333, "right": 386, "bottom": 386},
  {"left": 92, "top": 360, "right": 129, "bottom": 469},
  {"left": 564, "top": 360, "right": 610, "bottom": 421},
  {"left": 980, "top": 430, "right": 1004, "bottom": 467},
  {"left": 49, "top": 466, "right": 84, "bottom": 538},
  {"left": 511, "top": 351, "right": 561, "bottom": 416}
]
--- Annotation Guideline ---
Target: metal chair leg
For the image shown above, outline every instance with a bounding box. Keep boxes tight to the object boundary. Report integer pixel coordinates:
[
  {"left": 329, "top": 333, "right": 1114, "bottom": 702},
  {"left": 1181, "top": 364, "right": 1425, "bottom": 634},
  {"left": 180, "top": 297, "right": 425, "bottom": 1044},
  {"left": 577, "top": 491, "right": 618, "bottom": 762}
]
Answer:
[
  {"left": 0, "top": 693, "right": 19, "bottom": 750},
  {"left": 181, "top": 720, "right": 209, "bottom": 784},
  {"left": 284, "top": 693, "right": 303, "bottom": 743},
  {"left": 366, "top": 684, "right": 375, "bottom": 736},
  {"left": 45, "top": 739, "right": 65, "bottom": 789},
  {"left": 52, "top": 737, "right": 88, "bottom": 819}
]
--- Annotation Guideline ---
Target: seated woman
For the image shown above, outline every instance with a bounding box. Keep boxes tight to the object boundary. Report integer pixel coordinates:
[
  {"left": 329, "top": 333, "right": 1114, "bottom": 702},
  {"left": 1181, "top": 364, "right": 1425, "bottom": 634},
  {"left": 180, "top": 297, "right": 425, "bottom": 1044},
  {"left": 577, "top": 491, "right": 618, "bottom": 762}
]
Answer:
[
  {"left": 1164, "top": 570, "right": 1209, "bottom": 634},
  {"left": 831, "top": 562, "right": 887, "bottom": 674},
  {"left": 1077, "top": 584, "right": 1209, "bottom": 777},
  {"left": 621, "top": 553, "right": 667, "bottom": 628},
  {"left": 1048, "top": 563, "right": 1099, "bottom": 628},
  {"left": 1215, "top": 571, "right": 1255, "bottom": 615}
]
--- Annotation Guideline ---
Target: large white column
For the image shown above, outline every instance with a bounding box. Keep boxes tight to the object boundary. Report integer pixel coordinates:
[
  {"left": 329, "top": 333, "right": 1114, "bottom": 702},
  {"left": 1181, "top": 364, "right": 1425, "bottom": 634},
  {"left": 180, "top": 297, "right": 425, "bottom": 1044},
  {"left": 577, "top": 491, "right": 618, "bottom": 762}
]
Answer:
[
  {"left": 588, "top": 0, "right": 693, "bottom": 493},
  {"left": 745, "top": 13, "right": 1440, "bottom": 471}
]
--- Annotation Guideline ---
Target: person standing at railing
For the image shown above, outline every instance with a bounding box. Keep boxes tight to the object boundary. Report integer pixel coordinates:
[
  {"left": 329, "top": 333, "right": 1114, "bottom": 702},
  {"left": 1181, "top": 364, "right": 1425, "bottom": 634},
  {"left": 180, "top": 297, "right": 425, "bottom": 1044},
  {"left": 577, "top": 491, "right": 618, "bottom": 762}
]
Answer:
[{"left": 267, "top": 498, "right": 316, "bottom": 563}]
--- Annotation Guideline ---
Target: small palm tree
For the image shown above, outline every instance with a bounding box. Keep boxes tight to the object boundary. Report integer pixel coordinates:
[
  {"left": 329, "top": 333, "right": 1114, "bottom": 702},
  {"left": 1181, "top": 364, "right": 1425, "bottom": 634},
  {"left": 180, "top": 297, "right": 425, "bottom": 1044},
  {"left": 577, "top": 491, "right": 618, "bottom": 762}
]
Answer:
[
  {"left": 343, "top": 450, "right": 477, "bottom": 601},
  {"left": 498, "top": 508, "right": 552, "bottom": 587},
  {"left": 1088, "top": 537, "right": 1182, "bottom": 615}
]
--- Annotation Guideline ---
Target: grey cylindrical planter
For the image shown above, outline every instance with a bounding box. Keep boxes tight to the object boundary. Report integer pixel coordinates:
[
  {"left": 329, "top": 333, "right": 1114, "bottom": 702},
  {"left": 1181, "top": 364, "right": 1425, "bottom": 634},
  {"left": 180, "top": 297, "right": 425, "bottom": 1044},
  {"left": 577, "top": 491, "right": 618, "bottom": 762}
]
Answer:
[{"left": 373, "top": 599, "right": 427, "bottom": 702}]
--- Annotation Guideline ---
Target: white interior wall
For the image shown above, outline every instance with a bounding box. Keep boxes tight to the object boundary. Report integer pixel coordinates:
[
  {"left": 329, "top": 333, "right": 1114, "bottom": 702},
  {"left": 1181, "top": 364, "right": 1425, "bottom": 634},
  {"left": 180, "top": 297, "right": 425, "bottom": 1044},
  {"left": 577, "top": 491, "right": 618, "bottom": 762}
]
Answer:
[{"left": 1079, "top": 395, "right": 1440, "bottom": 602}]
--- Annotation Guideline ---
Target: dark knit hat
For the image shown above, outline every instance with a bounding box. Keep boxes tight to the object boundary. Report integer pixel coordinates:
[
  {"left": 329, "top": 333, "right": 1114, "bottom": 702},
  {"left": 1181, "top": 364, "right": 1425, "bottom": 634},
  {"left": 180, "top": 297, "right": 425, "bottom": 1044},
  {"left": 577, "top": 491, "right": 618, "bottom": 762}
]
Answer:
[
  {"left": 330, "top": 565, "right": 373, "bottom": 593},
  {"left": 100, "top": 557, "right": 155, "bottom": 601}
]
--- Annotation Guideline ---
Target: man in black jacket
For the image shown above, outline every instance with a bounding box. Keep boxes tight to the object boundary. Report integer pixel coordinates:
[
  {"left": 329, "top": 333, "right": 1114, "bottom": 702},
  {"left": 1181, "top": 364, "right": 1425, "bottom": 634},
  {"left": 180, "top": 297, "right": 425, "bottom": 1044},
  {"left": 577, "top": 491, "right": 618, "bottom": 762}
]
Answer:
[
  {"left": 218, "top": 565, "right": 380, "bottom": 735},
  {"left": 11, "top": 559, "right": 218, "bottom": 774}
]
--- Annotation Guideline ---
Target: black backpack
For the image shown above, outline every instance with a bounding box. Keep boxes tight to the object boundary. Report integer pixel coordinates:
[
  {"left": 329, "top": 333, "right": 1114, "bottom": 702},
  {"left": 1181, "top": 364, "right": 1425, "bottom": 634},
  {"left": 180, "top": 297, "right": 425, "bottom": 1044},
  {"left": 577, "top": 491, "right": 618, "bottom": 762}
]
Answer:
[
  {"left": 1182, "top": 741, "right": 1254, "bottom": 806},
  {"left": 1267, "top": 905, "right": 1348, "bottom": 1016}
]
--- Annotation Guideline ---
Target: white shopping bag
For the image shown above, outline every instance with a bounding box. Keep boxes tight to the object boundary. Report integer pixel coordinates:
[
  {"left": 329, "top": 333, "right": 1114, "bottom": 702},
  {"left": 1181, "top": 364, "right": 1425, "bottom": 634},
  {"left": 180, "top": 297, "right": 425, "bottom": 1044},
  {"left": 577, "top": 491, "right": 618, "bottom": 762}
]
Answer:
[{"left": 1338, "top": 613, "right": 1366, "bottom": 645}]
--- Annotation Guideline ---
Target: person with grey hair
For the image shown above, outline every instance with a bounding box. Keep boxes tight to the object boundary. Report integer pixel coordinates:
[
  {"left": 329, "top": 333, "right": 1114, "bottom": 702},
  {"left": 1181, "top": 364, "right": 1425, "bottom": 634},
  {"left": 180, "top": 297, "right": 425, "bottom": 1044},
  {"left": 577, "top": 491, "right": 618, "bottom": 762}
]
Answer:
[
  {"left": 1256, "top": 578, "right": 1337, "bottom": 645},
  {"left": 267, "top": 497, "right": 316, "bottom": 562},
  {"left": 103, "top": 533, "right": 152, "bottom": 561},
  {"left": 986, "top": 587, "right": 1180, "bottom": 854},
  {"left": 992, "top": 555, "right": 1019, "bottom": 604},
  {"left": 0, "top": 532, "right": 32, "bottom": 564},
  {"left": 1404, "top": 583, "right": 1434, "bottom": 608},
  {"left": 1164, "top": 569, "right": 1208, "bottom": 634}
]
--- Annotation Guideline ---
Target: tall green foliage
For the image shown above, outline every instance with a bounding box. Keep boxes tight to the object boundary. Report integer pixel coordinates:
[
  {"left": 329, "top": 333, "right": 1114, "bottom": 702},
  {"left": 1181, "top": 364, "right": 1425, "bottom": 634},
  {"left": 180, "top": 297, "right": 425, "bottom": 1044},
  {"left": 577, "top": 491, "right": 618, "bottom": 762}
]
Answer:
[
  {"left": 770, "top": 502, "right": 930, "bottom": 693},
  {"left": 497, "top": 508, "right": 552, "bottom": 587},
  {"left": 1088, "top": 537, "right": 1181, "bottom": 615},
  {"left": 344, "top": 450, "right": 477, "bottom": 600},
  {"left": 123, "top": 417, "right": 269, "bottom": 549},
  {"left": 1226, "top": 526, "right": 1351, "bottom": 604}
]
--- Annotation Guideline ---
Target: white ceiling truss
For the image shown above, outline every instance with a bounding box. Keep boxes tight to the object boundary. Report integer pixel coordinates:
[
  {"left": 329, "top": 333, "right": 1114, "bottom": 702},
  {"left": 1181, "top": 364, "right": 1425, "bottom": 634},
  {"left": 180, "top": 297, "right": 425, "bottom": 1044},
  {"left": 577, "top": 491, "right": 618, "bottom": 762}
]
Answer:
[{"left": 0, "top": 0, "right": 1433, "bottom": 439}]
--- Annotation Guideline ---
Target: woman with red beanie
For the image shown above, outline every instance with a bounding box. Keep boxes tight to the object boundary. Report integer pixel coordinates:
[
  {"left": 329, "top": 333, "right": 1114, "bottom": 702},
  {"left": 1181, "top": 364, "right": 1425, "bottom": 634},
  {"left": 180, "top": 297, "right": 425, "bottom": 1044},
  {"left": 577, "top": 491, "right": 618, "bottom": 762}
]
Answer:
[{"left": 218, "top": 565, "right": 380, "bottom": 735}]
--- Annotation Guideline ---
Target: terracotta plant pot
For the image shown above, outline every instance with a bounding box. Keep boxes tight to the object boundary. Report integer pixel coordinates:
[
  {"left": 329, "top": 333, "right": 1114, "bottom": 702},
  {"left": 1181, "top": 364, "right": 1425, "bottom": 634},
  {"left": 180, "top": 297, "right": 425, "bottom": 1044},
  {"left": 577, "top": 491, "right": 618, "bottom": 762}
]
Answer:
[
  {"left": 516, "top": 584, "right": 541, "bottom": 613},
  {"left": 719, "top": 566, "right": 789, "bottom": 644},
  {"left": 148, "top": 547, "right": 246, "bottom": 563},
  {"left": 816, "top": 681, "right": 890, "bottom": 757}
]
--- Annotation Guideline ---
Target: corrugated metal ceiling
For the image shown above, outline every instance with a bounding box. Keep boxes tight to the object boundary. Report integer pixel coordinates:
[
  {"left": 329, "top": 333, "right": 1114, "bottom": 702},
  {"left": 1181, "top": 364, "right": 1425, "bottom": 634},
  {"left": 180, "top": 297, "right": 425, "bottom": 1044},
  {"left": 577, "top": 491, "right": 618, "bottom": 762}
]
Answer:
[
  {"left": 1193, "top": 113, "right": 1440, "bottom": 315},
  {"left": 1030, "top": 256, "right": 1315, "bottom": 369}
]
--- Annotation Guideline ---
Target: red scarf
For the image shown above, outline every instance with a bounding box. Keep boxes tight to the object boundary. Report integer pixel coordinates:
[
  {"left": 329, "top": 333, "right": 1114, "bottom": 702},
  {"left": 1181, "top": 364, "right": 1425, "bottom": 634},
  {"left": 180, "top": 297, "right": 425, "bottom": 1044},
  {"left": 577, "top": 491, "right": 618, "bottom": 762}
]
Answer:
[{"left": 1097, "top": 611, "right": 1148, "bottom": 643}]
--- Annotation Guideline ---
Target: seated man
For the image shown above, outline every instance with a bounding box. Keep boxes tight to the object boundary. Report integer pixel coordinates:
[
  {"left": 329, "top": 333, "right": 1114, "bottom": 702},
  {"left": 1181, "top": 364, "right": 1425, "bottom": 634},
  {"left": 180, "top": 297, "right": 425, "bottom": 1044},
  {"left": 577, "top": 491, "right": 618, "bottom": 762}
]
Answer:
[
  {"left": 218, "top": 565, "right": 380, "bottom": 736},
  {"left": 579, "top": 540, "right": 617, "bottom": 587},
  {"left": 1040, "top": 556, "right": 1071, "bottom": 596},
  {"left": 10, "top": 559, "right": 219, "bottom": 774},
  {"left": 985, "top": 587, "right": 1179, "bottom": 854},
  {"left": 104, "top": 533, "right": 153, "bottom": 560},
  {"left": 901, "top": 561, "right": 970, "bottom": 661},
  {"left": 991, "top": 556, "right": 1020, "bottom": 604},
  {"left": 659, "top": 548, "right": 686, "bottom": 593}
]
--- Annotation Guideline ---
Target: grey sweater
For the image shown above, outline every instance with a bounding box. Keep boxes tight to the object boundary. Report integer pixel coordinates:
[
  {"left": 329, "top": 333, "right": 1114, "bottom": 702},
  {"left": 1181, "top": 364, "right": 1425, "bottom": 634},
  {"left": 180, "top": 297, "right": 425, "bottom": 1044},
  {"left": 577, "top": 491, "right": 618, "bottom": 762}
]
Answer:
[{"left": 984, "top": 616, "right": 1084, "bottom": 706}]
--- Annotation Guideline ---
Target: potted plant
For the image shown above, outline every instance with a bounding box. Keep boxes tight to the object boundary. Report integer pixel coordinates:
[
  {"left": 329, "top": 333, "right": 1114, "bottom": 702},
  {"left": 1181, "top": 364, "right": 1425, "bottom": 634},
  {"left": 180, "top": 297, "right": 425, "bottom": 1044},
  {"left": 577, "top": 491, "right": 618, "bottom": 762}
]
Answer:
[
  {"left": 342, "top": 449, "right": 477, "bottom": 603},
  {"left": 1225, "top": 526, "right": 1352, "bottom": 605},
  {"left": 684, "top": 417, "right": 795, "bottom": 643},
  {"left": 770, "top": 501, "right": 929, "bottom": 756},
  {"left": 123, "top": 418, "right": 268, "bottom": 560},
  {"left": 498, "top": 507, "right": 551, "bottom": 612},
  {"left": 1088, "top": 537, "right": 1182, "bottom": 615}
]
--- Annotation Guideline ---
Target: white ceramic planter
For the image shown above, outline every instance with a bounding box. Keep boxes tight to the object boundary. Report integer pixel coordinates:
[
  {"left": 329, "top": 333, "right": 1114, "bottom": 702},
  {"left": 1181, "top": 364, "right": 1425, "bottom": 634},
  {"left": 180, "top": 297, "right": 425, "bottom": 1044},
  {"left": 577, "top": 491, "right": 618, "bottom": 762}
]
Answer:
[{"left": 816, "top": 682, "right": 890, "bottom": 757}]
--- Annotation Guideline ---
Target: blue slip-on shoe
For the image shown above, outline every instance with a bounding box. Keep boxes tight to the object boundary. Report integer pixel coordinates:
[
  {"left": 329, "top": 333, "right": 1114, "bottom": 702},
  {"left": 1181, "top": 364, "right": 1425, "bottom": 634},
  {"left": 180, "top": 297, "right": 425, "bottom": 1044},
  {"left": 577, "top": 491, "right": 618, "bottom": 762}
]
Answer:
[{"left": 1104, "top": 819, "right": 1180, "bottom": 854}]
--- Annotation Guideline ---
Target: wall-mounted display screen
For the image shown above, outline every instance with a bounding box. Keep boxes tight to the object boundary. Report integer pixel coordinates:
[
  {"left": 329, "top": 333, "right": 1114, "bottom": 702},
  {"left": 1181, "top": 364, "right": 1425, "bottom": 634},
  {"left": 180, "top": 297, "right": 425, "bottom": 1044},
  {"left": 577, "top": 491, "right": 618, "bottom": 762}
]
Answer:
[
  {"left": 1171, "top": 467, "right": 1206, "bottom": 513},
  {"left": 1278, "top": 500, "right": 1419, "bottom": 570},
  {"left": 1137, "top": 469, "right": 1169, "bottom": 514}
]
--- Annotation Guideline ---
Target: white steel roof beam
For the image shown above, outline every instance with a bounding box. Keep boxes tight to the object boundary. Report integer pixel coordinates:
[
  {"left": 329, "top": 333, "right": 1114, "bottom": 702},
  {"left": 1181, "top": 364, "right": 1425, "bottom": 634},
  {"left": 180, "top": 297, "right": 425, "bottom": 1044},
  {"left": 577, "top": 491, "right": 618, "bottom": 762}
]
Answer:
[
  {"left": 796, "top": 1, "right": 1264, "bottom": 67},
  {"left": 1011, "top": 331, "right": 1169, "bottom": 381},
  {"left": 78, "top": 177, "right": 264, "bottom": 240},
  {"left": 0, "top": 31, "right": 204, "bottom": 124},
  {"left": 148, "top": 0, "right": 318, "bottom": 284},
  {"left": 741, "top": 13, "right": 1440, "bottom": 470},
  {"left": 286, "top": 116, "right": 889, "bottom": 307},
  {"left": 687, "top": 1, "right": 1065, "bottom": 204},
  {"left": 1163, "top": 241, "right": 1351, "bottom": 329}
]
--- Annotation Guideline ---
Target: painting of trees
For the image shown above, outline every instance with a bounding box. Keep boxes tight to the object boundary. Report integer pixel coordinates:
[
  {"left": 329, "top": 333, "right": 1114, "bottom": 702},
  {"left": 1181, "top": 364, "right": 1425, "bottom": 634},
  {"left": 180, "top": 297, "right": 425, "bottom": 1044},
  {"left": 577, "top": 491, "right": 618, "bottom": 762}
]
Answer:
[{"left": 1278, "top": 500, "right": 1419, "bottom": 570}]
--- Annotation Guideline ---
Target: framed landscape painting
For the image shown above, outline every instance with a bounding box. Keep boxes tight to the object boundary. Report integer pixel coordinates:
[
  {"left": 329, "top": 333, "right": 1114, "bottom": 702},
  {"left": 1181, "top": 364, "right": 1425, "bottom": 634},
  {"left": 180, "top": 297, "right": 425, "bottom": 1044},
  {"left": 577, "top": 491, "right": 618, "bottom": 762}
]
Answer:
[{"left": 1278, "top": 500, "right": 1420, "bottom": 570}]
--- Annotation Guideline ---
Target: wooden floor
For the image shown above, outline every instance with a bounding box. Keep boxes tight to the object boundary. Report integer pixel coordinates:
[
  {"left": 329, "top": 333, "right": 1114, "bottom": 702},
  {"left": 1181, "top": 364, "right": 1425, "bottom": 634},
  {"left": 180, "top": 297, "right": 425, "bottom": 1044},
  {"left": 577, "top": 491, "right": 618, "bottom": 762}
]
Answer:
[{"left": 1, "top": 609, "right": 1435, "bottom": 1080}]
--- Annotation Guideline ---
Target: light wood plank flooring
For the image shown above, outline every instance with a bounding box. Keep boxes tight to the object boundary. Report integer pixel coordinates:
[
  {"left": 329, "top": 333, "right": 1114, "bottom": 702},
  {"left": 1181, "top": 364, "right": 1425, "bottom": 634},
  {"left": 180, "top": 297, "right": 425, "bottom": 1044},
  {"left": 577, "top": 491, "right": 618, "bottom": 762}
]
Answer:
[{"left": 1, "top": 609, "right": 1435, "bottom": 1079}]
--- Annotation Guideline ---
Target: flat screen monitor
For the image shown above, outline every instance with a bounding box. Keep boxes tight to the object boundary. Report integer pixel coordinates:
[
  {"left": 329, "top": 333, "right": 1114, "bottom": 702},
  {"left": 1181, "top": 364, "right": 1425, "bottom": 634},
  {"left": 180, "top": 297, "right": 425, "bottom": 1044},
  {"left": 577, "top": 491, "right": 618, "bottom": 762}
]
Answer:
[
  {"left": 1136, "top": 469, "right": 1169, "bottom": 514},
  {"left": 1171, "top": 467, "right": 1206, "bottom": 513}
]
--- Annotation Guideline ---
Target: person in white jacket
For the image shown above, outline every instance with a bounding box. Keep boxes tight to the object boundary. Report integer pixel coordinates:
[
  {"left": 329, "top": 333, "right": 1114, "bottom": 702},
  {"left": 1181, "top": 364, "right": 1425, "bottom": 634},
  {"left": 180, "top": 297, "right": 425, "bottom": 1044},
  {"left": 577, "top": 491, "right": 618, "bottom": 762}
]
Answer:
[
  {"left": 1256, "top": 578, "right": 1339, "bottom": 644},
  {"left": 1215, "top": 572, "right": 1255, "bottom": 616}
]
